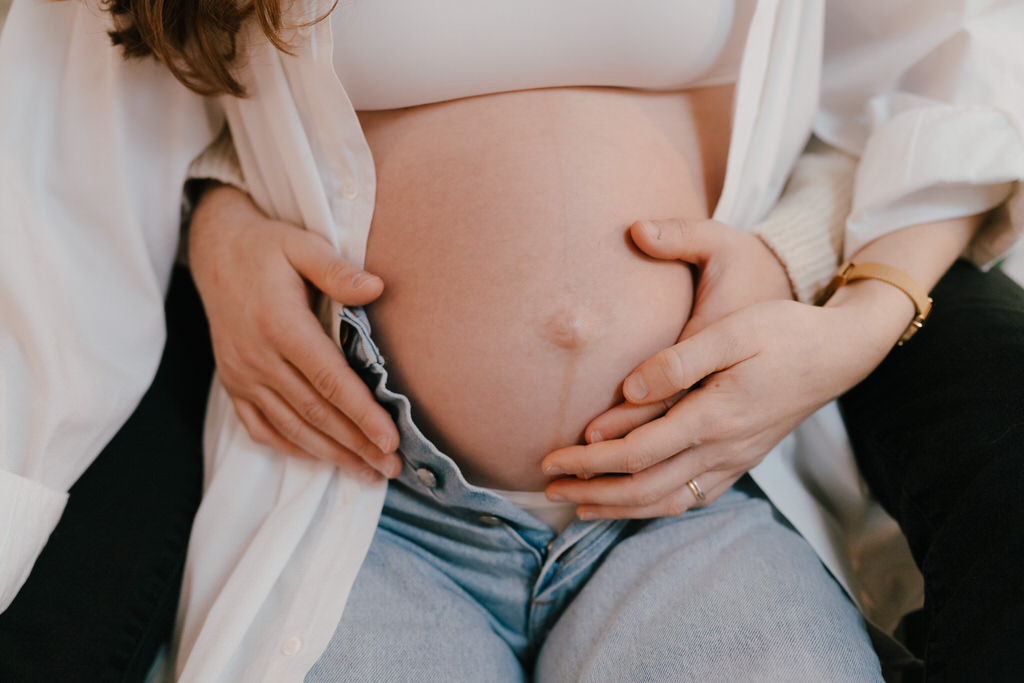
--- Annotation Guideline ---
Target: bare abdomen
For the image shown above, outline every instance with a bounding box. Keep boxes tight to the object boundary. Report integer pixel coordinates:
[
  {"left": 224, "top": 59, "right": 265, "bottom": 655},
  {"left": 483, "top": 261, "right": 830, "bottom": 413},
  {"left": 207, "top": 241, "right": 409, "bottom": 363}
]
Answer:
[{"left": 361, "top": 86, "right": 730, "bottom": 490}]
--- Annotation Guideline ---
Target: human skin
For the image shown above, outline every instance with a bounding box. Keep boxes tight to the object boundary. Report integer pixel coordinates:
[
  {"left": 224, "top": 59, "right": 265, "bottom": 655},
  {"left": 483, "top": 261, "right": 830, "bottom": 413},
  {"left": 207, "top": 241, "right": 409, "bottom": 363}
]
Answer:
[
  {"left": 189, "top": 85, "right": 981, "bottom": 515},
  {"left": 191, "top": 83, "right": 776, "bottom": 491},
  {"left": 543, "top": 213, "right": 982, "bottom": 518},
  {"left": 357, "top": 86, "right": 728, "bottom": 490}
]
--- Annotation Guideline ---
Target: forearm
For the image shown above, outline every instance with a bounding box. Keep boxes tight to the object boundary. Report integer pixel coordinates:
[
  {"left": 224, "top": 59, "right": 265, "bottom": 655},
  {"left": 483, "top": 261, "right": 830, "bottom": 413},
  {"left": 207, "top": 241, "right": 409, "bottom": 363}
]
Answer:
[
  {"left": 543, "top": 214, "right": 985, "bottom": 518},
  {"left": 822, "top": 213, "right": 984, "bottom": 360},
  {"left": 188, "top": 183, "right": 267, "bottom": 284}
]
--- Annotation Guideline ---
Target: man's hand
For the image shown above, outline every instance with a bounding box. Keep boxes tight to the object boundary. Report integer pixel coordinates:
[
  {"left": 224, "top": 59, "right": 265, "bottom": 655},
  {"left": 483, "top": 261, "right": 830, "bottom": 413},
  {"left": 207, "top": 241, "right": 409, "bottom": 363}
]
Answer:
[{"left": 541, "top": 217, "right": 833, "bottom": 517}]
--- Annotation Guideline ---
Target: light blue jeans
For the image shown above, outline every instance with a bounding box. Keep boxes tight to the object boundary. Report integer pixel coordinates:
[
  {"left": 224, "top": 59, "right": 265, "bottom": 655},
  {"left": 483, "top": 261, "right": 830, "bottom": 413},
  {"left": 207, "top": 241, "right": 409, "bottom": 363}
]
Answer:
[{"left": 305, "top": 308, "right": 883, "bottom": 682}]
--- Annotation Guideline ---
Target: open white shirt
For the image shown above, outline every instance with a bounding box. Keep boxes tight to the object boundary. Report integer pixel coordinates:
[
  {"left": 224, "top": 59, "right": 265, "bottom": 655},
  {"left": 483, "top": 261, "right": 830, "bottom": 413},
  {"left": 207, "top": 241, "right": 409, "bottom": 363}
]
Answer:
[{"left": 2, "top": 1, "right": 1023, "bottom": 680}]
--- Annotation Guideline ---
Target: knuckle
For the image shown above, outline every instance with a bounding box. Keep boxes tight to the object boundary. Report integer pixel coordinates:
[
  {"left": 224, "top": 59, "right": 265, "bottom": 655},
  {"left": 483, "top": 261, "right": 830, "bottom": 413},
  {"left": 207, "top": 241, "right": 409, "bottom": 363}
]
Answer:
[
  {"left": 216, "top": 364, "right": 245, "bottom": 390},
  {"left": 355, "top": 440, "right": 382, "bottom": 465},
  {"left": 348, "top": 402, "right": 378, "bottom": 433},
  {"left": 624, "top": 449, "right": 649, "bottom": 474},
  {"left": 311, "top": 366, "right": 345, "bottom": 404},
  {"left": 703, "top": 417, "right": 728, "bottom": 442},
  {"left": 692, "top": 450, "right": 716, "bottom": 475},
  {"left": 664, "top": 493, "right": 690, "bottom": 517},
  {"left": 574, "top": 460, "right": 594, "bottom": 479},
  {"left": 237, "top": 411, "right": 272, "bottom": 445},
  {"left": 322, "top": 258, "right": 356, "bottom": 293},
  {"left": 274, "top": 414, "right": 306, "bottom": 443},
  {"left": 699, "top": 403, "right": 738, "bottom": 441},
  {"left": 298, "top": 397, "right": 331, "bottom": 428},
  {"left": 251, "top": 434, "right": 274, "bottom": 448},
  {"left": 253, "top": 432, "right": 281, "bottom": 450},
  {"left": 659, "top": 394, "right": 682, "bottom": 413},
  {"left": 252, "top": 308, "right": 279, "bottom": 336},
  {"left": 665, "top": 216, "right": 691, "bottom": 238},
  {"left": 634, "top": 486, "right": 661, "bottom": 508},
  {"left": 247, "top": 428, "right": 274, "bottom": 447},
  {"left": 232, "top": 343, "right": 264, "bottom": 370},
  {"left": 716, "top": 412, "right": 744, "bottom": 440},
  {"left": 656, "top": 348, "right": 689, "bottom": 391},
  {"left": 347, "top": 430, "right": 381, "bottom": 460}
]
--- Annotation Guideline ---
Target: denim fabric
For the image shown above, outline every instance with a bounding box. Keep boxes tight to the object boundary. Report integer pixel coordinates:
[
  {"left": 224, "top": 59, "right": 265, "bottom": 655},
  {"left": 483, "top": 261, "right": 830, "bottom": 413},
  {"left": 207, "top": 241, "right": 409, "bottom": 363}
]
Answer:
[
  {"left": 840, "top": 260, "right": 1024, "bottom": 683},
  {"left": 305, "top": 307, "right": 883, "bottom": 682}
]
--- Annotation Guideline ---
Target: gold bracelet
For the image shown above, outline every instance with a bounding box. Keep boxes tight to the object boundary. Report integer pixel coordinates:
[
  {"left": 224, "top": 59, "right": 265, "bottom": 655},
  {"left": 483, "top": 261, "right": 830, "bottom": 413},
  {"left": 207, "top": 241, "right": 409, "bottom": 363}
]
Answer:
[{"left": 817, "top": 262, "right": 933, "bottom": 345}]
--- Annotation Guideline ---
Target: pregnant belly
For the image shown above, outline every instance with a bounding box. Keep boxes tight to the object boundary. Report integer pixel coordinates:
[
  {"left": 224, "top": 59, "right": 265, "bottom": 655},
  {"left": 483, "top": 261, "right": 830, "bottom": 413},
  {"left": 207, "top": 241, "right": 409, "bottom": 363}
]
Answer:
[{"left": 360, "top": 86, "right": 731, "bottom": 490}]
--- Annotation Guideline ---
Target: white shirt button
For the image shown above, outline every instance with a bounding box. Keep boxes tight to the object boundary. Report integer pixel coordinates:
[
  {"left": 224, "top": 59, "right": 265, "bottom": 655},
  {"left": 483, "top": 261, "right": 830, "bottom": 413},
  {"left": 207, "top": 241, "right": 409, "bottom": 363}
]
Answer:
[
  {"left": 340, "top": 183, "right": 359, "bottom": 200},
  {"left": 415, "top": 467, "right": 438, "bottom": 489},
  {"left": 281, "top": 636, "right": 302, "bottom": 656}
]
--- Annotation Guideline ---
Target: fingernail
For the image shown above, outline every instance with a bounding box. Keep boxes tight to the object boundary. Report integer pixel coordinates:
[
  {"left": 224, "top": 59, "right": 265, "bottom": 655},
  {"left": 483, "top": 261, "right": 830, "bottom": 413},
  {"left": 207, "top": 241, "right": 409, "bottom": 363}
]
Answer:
[
  {"left": 375, "top": 435, "right": 397, "bottom": 453},
  {"left": 351, "top": 271, "right": 378, "bottom": 289},
  {"left": 544, "top": 464, "right": 565, "bottom": 476},
  {"left": 547, "top": 492, "right": 567, "bottom": 502},
  {"left": 385, "top": 459, "right": 403, "bottom": 479},
  {"left": 359, "top": 467, "right": 381, "bottom": 483},
  {"left": 578, "top": 510, "right": 598, "bottom": 521},
  {"left": 623, "top": 375, "right": 648, "bottom": 401},
  {"left": 588, "top": 430, "right": 604, "bottom": 444},
  {"left": 640, "top": 221, "right": 661, "bottom": 239}
]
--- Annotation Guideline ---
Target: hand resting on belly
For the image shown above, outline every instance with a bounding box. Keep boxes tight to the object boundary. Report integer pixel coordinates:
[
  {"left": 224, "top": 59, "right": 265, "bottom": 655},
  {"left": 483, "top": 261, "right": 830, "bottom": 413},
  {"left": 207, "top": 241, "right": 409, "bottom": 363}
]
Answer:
[{"left": 361, "top": 87, "right": 722, "bottom": 490}]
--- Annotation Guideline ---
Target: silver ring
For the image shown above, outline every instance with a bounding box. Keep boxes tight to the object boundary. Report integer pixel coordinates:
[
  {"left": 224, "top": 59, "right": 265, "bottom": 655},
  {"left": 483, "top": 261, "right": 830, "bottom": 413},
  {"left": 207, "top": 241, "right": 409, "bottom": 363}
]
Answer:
[{"left": 686, "top": 478, "right": 706, "bottom": 503}]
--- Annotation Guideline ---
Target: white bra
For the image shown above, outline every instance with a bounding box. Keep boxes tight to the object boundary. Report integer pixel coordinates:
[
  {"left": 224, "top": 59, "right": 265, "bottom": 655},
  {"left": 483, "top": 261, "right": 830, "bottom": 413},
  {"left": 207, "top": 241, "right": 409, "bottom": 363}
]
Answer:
[{"left": 331, "top": 0, "right": 752, "bottom": 111}]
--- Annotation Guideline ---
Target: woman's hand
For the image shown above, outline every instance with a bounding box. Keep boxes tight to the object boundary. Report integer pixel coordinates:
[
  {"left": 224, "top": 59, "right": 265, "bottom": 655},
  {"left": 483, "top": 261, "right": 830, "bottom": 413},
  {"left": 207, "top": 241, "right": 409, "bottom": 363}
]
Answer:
[
  {"left": 189, "top": 184, "right": 402, "bottom": 480},
  {"left": 541, "top": 218, "right": 902, "bottom": 518},
  {"left": 571, "top": 218, "right": 796, "bottom": 446}
]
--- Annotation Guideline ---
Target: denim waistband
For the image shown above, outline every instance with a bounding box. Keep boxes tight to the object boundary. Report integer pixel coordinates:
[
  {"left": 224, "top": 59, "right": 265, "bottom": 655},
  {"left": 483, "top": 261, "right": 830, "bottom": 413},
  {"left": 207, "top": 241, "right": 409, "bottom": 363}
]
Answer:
[{"left": 338, "top": 306, "right": 623, "bottom": 553}]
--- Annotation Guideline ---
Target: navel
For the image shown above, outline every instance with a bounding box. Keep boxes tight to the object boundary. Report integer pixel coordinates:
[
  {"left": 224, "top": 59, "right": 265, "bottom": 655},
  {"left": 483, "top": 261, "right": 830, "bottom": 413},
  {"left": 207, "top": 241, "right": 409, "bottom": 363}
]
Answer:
[{"left": 544, "top": 309, "right": 592, "bottom": 350}]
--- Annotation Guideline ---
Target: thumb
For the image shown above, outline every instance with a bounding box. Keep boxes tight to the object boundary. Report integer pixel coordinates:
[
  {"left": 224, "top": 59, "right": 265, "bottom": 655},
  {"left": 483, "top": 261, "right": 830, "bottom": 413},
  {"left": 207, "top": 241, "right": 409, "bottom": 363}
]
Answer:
[
  {"left": 285, "top": 230, "right": 384, "bottom": 306},
  {"left": 679, "top": 270, "right": 757, "bottom": 341},
  {"left": 628, "top": 218, "right": 729, "bottom": 265}
]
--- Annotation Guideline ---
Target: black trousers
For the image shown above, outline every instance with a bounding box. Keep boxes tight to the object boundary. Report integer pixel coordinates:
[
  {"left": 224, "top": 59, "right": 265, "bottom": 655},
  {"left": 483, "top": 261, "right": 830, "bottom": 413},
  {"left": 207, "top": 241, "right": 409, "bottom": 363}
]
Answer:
[
  {"left": 1, "top": 262, "right": 1020, "bottom": 682},
  {"left": 840, "top": 260, "right": 1024, "bottom": 683},
  {"left": 0, "top": 266, "right": 212, "bottom": 683}
]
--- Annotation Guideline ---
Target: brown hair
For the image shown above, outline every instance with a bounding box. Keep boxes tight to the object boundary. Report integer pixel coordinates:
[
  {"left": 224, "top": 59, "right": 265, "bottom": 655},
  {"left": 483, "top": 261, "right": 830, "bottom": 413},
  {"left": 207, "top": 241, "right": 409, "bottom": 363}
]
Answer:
[{"left": 103, "top": 1, "right": 290, "bottom": 97}]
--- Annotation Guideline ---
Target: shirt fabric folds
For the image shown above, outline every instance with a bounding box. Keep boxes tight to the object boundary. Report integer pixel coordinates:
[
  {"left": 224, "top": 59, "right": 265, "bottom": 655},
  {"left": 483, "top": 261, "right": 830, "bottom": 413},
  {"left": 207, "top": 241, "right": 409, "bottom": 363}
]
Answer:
[{"left": 1, "top": 1, "right": 1023, "bottom": 680}]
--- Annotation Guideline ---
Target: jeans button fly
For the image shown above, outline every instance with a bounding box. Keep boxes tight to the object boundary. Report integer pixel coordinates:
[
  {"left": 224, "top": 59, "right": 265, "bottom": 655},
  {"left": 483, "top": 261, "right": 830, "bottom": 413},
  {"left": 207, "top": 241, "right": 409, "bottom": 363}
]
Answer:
[{"left": 415, "top": 467, "right": 438, "bottom": 489}]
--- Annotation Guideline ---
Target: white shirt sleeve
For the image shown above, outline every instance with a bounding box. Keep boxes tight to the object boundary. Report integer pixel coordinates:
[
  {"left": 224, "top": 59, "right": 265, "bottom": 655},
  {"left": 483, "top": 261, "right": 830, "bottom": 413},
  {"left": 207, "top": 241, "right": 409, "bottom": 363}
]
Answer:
[
  {"left": 0, "top": 0, "right": 218, "bottom": 612},
  {"left": 816, "top": 0, "right": 1024, "bottom": 264}
]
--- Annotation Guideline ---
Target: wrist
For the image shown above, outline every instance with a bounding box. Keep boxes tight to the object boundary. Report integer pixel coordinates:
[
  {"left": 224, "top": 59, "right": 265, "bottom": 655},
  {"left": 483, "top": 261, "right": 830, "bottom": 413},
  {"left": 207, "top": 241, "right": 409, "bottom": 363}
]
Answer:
[
  {"left": 191, "top": 183, "right": 261, "bottom": 241},
  {"left": 819, "top": 261, "right": 933, "bottom": 346},
  {"left": 193, "top": 182, "right": 253, "bottom": 217},
  {"left": 821, "top": 278, "right": 917, "bottom": 352},
  {"left": 188, "top": 184, "right": 257, "bottom": 282}
]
